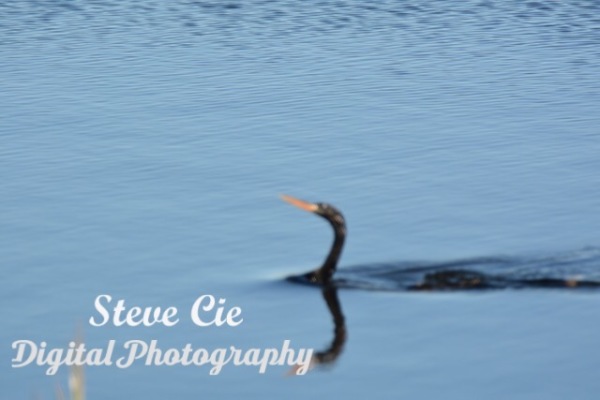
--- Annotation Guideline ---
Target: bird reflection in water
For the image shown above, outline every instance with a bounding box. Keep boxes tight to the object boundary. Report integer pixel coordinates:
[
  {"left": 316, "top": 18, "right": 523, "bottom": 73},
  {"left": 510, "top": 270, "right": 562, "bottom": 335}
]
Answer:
[
  {"left": 281, "top": 194, "right": 600, "bottom": 291},
  {"left": 288, "top": 283, "right": 346, "bottom": 375}
]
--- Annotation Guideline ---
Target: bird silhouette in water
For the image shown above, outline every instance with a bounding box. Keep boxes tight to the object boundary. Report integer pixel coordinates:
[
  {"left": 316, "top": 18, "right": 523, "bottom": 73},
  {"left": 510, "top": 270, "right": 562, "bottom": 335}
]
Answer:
[{"left": 281, "top": 194, "right": 600, "bottom": 291}]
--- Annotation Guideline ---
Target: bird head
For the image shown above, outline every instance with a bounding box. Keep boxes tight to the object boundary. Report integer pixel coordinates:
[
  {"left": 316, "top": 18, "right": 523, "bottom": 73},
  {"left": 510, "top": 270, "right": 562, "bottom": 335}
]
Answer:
[{"left": 281, "top": 194, "right": 346, "bottom": 232}]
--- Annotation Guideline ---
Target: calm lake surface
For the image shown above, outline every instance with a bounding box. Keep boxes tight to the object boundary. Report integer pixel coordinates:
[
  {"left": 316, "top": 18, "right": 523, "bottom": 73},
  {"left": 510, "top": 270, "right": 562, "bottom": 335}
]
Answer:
[{"left": 2, "top": 1, "right": 600, "bottom": 398}]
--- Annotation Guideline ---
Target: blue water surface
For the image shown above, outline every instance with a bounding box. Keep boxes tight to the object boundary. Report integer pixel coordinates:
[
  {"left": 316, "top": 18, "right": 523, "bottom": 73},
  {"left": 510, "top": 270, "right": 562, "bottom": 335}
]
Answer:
[{"left": 1, "top": 1, "right": 600, "bottom": 399}]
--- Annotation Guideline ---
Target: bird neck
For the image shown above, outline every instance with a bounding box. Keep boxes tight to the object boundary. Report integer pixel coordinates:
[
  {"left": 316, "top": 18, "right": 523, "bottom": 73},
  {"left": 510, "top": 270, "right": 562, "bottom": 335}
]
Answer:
[{"left": 319, "top": 225, "right": 345, "bottom": 282}]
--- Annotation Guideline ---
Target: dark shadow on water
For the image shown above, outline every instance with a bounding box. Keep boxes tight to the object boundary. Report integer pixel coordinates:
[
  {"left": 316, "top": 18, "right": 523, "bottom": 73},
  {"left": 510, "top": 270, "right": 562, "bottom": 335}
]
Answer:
[
  {"left": 312, "top": 284, "right": 346, "bottom": 367},
  {"left": 289, "top": 284, "right": 346, "bottom": 374}
]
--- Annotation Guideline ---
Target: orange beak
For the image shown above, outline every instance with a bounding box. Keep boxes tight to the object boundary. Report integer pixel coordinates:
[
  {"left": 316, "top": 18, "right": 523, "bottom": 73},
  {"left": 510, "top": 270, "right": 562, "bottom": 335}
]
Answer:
[{"left": 280, "top": 194, "right": 319, "bottom": 213}]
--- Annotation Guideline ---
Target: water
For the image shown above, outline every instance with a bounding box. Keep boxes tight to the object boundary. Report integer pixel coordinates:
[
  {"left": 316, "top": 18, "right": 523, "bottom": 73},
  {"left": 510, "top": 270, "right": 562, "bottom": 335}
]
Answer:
[{"left": 2, "top": 1, "right": 600, "bottom": 398}]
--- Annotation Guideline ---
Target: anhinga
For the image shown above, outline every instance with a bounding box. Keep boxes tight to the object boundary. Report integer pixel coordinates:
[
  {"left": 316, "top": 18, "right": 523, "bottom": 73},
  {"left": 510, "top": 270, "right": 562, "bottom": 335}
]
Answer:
[
  {"left": 281, "top": 195, "right": 600, "bottom": 290},
  {"left": 281, "top": 194, "right": 346, "bottom": 285}
]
